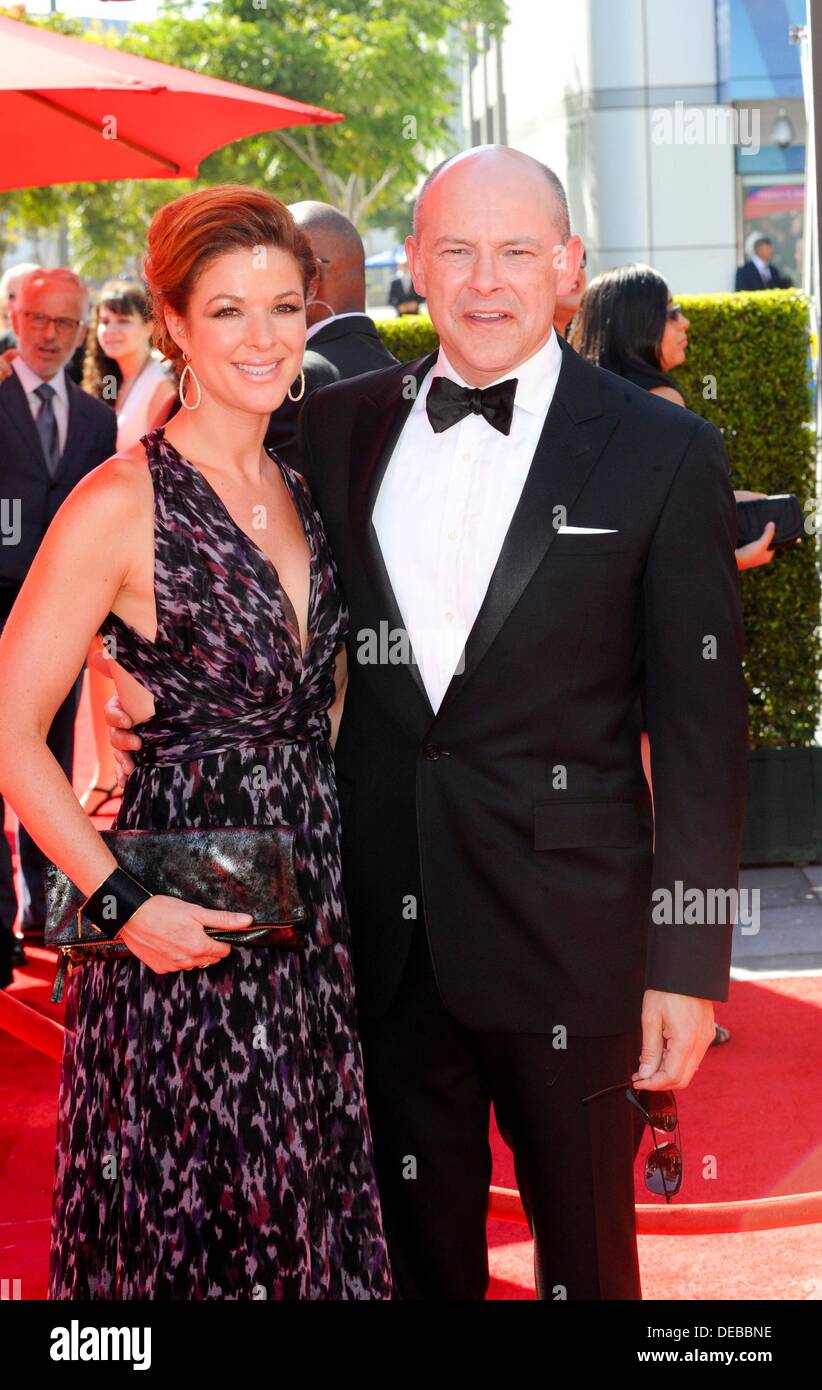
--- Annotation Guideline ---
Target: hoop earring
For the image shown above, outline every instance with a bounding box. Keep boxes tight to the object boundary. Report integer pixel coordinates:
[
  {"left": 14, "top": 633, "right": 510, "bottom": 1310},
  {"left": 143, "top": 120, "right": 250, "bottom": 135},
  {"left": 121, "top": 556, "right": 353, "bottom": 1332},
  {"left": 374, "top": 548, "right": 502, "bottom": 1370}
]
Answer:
[
  {"left": 178, "top": 356, "right": 201, "bottom": 411},
  {"left": 287, "top": 369, "right": 305, "bottom": 403}
]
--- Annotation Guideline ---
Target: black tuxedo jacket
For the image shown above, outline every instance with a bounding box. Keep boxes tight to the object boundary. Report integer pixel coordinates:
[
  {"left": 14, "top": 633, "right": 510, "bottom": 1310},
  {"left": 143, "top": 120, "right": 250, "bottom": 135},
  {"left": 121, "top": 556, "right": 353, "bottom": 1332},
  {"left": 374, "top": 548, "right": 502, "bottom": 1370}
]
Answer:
[
  {"left": 265, "top": 315, "right": 397, "bottom": 469},
  {"left": 299, "top": 335, "right": 748, "bottom": 1035},
  {"left": 734, "top": 259, "right": 792, "bottom": 291},
  {"left": 0, "top": 369, "right": 117, "bottom": 586}
]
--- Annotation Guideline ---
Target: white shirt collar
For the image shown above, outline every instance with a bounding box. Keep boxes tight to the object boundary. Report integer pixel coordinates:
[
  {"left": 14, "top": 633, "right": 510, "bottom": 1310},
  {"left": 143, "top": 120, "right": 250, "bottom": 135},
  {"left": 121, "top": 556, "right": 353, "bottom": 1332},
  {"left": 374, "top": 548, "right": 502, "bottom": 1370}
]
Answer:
[
  {"left": 305, "top": 311, "right": 370, "bottom": 342},
  {"left": 752, "top": 253, "right": 770, "bottom": 276},
  {"left": 426, "top": 329, "right": 562, "bottom": 417},
  {"left": 12, "top": 353, "right": 69, "bottom": 407}
]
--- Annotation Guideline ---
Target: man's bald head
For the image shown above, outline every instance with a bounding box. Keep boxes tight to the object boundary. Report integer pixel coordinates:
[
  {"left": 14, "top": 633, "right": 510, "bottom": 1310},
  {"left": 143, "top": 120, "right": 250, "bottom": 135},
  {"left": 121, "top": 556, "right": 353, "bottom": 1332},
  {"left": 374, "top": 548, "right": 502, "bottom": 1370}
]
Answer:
[
  {"left": 413, "top": 146, "right": 571, "bottom": 244},
  {"left": 404, "top": 143, "right": 584, "bottom": 388},
  {"left": 287, "top": 200, "right": 366, "bottom": 320}
]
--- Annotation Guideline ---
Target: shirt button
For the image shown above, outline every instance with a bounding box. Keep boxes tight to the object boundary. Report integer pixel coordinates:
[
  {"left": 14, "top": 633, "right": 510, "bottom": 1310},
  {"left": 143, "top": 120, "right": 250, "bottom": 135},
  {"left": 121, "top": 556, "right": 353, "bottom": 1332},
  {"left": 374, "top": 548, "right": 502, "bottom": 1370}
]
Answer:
[
  {"left": 423, "top": 743, "right": 441, "bottom": 760},
  {"left": 462, "top": 451, "right": 471, "bottom": 461},
  {"left": 447, "top": 529, "right": 457, "bottom": 541},
  {"left": 444, "top": 611, "right": 454, "bottom": 621}
]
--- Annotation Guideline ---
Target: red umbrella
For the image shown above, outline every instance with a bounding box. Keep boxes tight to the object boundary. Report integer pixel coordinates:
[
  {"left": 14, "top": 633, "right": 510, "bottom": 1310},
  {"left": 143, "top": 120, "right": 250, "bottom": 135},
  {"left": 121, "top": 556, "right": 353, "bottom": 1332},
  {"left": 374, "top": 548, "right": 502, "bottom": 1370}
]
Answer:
[{"left": 0, "top": 14, "right": 342, "bottom": 191}]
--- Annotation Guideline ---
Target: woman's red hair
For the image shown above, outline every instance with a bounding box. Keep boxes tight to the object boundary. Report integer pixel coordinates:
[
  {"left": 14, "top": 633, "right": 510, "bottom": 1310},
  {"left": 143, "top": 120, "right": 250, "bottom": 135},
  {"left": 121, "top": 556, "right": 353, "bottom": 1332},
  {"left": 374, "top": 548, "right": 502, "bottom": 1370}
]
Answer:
[{"left": 143, "top": 183, "right": 316, "bottom": 371}]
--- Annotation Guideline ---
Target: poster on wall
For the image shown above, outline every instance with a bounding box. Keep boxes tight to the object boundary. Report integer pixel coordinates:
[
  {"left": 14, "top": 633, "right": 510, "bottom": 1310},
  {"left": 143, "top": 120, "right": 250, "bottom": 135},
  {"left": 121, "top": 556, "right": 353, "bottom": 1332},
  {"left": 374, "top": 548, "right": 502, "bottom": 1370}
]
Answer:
[{"left": 741, "top": 182, "right": 805, "bottom": 286}]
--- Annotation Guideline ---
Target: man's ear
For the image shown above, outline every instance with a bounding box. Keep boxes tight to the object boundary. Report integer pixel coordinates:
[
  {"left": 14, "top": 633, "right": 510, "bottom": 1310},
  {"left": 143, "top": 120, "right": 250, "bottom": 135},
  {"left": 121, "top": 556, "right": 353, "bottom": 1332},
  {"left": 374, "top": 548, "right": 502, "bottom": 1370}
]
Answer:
[
  {"left": 554, "top": 235, "right": 585, "bottom": 297},
  {"left": 405, "top": 234, "right": 426, "bottom": 298}
]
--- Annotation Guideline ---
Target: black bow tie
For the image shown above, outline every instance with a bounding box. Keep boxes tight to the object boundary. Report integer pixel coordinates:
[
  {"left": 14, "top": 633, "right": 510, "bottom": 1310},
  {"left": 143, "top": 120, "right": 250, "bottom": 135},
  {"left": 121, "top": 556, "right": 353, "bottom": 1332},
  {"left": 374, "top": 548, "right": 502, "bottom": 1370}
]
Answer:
[{"left": 425, "top": 374, "right": 518, "bottom": 436}]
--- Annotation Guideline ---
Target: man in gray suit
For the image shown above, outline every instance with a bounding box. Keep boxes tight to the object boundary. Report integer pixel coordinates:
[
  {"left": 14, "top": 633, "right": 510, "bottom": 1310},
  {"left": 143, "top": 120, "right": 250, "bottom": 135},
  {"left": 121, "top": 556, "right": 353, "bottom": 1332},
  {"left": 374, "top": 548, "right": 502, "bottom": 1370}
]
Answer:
[{"left": 0, "top": 268, "right": 116, "bottom": 980}]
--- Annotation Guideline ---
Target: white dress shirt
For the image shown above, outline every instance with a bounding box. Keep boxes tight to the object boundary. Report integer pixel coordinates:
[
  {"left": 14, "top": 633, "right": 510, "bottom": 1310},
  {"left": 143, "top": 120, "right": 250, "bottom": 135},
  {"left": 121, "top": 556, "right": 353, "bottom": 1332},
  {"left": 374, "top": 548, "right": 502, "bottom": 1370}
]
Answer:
[
  {"left": 12, "top": 355, "right": 69, "bottom": 456},
  {"left": 372, "top": 330, "right": 563, "bottom": 711}
]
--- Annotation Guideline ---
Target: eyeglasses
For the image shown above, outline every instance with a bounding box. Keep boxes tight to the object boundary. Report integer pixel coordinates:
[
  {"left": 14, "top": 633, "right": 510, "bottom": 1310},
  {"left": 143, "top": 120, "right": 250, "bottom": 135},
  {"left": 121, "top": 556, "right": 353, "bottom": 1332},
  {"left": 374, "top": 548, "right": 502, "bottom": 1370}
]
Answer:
[
  {"left": 666, "top": 303, "right": 682, "bottom": 321},
  {"left": 20, "top": 310, "right": 85, "bottom": 334},
  {"left": 582, "top": 1082, "right": 682, "bottom": 1202}
]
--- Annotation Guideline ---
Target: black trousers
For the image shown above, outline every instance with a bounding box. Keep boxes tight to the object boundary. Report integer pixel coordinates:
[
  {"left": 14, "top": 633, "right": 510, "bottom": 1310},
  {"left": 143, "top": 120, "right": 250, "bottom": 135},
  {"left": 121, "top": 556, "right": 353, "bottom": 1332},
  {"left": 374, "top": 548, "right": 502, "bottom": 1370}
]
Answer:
[{"left": 359, "top": 923, "right": 645, "bottom": 1300}]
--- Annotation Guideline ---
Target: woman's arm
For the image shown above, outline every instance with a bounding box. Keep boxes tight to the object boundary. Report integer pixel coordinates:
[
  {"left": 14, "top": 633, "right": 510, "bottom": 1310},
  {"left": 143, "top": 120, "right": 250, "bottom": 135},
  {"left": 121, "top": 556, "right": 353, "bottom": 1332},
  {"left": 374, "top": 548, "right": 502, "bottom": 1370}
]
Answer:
[
  {"left": 328, "top": 644, "right": 348, "bottom": 749},
  {"left": 0, "top": 462, "right": 141, "bottom": 896},
  {"left": 649, "top": 384, "right": 687, "bottom": 407},
  {"left": 0, "top": 463, "right": 252, "bottom": 970}
]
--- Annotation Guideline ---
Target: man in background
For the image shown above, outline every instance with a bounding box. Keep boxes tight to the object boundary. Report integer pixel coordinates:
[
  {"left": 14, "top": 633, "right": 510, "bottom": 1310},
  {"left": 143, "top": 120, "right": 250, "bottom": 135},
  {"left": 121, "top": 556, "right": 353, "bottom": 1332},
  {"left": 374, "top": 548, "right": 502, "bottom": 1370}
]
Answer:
[
  {"left": 0, "top": 269, "right": 116, "bottom": 981},
  {"left": 0, "top": 263, "right": 41, "bottom": 354},
  {"left": 388, "top": 255, "right": 423, "bottom": 315},
  {"left": 735, "top": 233, "right": 793, "bottom": 291},
  {"left": 265, "top": 201, "right": 397, "bottom": 469}
]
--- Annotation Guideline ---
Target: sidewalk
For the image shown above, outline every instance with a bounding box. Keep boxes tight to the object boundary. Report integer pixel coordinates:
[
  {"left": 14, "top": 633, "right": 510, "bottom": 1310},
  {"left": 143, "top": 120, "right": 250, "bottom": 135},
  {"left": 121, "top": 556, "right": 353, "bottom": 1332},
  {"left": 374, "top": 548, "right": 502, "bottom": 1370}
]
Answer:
[{"left": 734, "top": 866, "right": 822, "bottom": 976}]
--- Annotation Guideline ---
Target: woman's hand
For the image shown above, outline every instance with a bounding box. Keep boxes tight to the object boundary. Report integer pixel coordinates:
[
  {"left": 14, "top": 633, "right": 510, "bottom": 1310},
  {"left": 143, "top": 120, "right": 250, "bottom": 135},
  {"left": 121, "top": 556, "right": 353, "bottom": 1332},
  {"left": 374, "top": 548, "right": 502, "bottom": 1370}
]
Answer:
[
  {"left": 118, "top": 894, "right": 253, "bottom": 974},
  {"left": 736, "top": 520, "right": 776, "bottom": 570},
  {"left": 733, "top": 489, "right": 800, "bottom": 571}
]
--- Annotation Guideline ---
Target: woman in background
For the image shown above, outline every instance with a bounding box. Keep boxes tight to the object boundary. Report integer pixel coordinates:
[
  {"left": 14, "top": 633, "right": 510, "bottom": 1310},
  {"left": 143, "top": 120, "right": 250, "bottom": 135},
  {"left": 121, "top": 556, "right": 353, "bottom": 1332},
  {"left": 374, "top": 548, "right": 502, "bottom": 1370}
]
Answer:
[
  {"left": 568, "top": 262, "right": 779, "bottom": 575},
  {"left": 570, "top": 262, "right": 787, "bottom": 1049},
  {"left": 82, "top": 279, "right": 177, "bottom": 451},
  {"left": 79, "top": 281, "right": 177, "bottom": 818}
]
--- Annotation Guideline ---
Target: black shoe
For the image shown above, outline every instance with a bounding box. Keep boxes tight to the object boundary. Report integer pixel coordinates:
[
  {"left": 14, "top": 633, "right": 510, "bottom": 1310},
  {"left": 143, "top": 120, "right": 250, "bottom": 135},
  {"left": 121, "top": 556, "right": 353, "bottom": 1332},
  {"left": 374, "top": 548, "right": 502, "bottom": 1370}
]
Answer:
[
  {"left": 710, "top": 1023, "right": 732, "bottom": 1047},
  {"left": 10, "top": 937, "right": 26, "bottom": 968}
]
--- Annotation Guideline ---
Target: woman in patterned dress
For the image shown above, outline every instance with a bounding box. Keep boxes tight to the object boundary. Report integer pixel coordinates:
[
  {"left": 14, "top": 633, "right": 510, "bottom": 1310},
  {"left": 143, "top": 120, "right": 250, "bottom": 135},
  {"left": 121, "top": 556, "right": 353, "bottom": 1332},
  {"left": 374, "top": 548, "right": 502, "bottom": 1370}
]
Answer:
[{"left": 0, "top": 186, "right": 392, "bottom": 1299}]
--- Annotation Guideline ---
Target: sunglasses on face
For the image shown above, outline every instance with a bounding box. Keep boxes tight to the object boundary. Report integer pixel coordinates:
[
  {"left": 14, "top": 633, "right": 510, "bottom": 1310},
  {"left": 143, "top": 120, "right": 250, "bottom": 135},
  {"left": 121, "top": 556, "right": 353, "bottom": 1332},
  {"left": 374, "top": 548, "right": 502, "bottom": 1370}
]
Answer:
[
  {"left": 582, "top": 1082, "right": 682, "bottom": 1202},
  {"left": 666, "top": 303, "right": 683, "bottom": 321}
]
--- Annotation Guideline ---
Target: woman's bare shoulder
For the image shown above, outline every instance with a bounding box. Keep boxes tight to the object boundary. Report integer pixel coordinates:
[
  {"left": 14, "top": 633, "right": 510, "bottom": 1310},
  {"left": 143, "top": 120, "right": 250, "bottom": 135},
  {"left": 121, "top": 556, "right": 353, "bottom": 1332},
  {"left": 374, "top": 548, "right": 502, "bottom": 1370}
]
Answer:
[{"left": 56, "top": 440, "right": 154, "bottom": 534}]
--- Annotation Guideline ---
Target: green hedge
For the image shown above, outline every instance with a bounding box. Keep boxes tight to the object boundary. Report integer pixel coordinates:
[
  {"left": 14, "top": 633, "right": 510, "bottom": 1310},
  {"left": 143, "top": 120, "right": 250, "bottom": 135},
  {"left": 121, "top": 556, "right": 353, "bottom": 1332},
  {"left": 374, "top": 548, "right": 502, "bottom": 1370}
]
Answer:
[
  {"left": 375, "top": 294, "right": 820, "bottom": 747},
  {"left": 673, "top": 291, "right": 818, "bottom": 747}
]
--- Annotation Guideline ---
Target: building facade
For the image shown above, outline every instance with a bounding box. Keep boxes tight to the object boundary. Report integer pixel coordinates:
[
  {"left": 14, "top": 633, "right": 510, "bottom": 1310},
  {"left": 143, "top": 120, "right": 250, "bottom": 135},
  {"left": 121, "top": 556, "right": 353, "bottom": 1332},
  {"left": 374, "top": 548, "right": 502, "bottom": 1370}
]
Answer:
[{"left": 461, "top": 0, "right": 807, "bottom": 293}]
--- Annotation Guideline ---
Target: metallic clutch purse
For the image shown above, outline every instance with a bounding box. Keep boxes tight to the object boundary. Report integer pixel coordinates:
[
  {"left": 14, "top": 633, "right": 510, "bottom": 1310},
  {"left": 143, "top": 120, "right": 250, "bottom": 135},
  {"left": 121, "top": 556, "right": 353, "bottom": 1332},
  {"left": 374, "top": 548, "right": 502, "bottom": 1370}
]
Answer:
[{"left": 45, "top": 826, "right": 308, "bottom": 1002}]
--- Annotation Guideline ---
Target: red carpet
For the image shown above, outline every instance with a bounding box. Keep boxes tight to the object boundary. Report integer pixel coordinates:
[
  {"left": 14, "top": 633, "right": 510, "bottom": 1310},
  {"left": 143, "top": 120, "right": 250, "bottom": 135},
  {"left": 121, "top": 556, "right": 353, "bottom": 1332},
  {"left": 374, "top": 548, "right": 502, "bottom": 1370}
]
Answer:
[{"left": 1, "top": 679, "right": 821, "bottom": 1299}]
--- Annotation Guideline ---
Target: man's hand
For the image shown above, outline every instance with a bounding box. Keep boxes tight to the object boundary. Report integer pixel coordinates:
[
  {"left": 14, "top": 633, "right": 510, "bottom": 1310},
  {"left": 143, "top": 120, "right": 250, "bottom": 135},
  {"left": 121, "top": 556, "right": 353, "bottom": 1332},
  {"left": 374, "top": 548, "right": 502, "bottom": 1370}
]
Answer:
[
  {"left": 632, "top": 989, "right": 716, "bottom": 1091},
  {"left": 102, "top": 690, "right": 142, "bottom": 785}
]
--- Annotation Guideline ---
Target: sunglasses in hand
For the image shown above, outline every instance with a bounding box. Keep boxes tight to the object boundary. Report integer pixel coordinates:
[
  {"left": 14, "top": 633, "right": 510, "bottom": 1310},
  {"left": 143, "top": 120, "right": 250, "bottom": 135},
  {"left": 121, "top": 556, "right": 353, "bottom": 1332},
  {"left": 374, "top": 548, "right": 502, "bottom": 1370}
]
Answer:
[{"left": 582, "top": 1082, "right": 682, "bottom": 1202}]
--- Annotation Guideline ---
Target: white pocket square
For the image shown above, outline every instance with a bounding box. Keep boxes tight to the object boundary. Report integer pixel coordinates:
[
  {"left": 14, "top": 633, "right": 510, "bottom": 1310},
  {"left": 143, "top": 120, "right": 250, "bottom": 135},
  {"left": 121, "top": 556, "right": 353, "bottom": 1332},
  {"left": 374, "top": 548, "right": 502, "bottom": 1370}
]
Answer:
[{"left": 556, "top": 526, "right": 618, "bottom": 534}]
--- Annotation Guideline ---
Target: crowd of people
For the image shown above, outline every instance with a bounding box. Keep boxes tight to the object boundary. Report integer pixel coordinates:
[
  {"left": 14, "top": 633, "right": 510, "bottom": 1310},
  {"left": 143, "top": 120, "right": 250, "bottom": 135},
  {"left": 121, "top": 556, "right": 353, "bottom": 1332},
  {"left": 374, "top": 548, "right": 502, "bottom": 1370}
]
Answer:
[{"left": 0, "top": 146, "right": 790, "bottom": 1300}]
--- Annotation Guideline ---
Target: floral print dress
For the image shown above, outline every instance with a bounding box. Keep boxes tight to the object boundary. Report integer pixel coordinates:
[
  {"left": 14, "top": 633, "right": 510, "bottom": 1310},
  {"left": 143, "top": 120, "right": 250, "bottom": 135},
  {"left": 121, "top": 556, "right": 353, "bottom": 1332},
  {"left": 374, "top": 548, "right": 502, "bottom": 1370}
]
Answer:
[{"left": 47, "top": 426, "right": 391, "bottom": 1300}]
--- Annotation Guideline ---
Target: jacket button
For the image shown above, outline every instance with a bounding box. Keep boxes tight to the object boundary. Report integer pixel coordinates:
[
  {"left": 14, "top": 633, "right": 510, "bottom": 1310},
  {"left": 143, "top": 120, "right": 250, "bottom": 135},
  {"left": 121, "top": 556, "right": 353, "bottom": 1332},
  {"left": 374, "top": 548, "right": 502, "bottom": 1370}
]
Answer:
[{"left": 423, "top": 742, "right": 441, "bottom": 760}]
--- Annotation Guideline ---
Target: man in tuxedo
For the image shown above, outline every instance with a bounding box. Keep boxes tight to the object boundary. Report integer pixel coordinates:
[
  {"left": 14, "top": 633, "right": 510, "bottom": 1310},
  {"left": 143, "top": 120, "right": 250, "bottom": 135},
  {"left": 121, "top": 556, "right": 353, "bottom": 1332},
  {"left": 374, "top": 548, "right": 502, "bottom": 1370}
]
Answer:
[
  {"left": 0, "top": 269, "right": 116, "bottom": 975},
  {"left": 735, "top": 234, "right": 792, "bottom": 290},
  {"left": 264, "top": 202, "right": 397, "bottom": 468},
  {"left": 388, "top": 257, "right": 423, "bottom": 315},
  {"left": 106, "top": 147, "right": 747, "bottom": 1299}
]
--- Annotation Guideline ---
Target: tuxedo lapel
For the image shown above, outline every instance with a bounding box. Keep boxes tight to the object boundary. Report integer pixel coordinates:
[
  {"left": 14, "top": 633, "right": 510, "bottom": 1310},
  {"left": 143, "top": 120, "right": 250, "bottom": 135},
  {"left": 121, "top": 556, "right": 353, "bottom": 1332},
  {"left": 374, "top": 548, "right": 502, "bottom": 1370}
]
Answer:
[
  {"left": 436, "top": 336, "right": 619, "bottom": 719},
  {"left": 0, "top": 370, "right": 50, "bottom": 477},
  {"left": 349, "top": 352, "right": 438, "bottom": 727}
]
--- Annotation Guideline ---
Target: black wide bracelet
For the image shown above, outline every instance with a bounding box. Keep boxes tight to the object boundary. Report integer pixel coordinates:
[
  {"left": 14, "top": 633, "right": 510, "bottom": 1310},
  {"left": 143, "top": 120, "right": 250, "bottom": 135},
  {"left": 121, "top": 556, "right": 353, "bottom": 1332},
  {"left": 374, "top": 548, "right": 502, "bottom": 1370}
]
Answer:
[{"left": 81, "top": 867, "right": 153, "bottom": 941}]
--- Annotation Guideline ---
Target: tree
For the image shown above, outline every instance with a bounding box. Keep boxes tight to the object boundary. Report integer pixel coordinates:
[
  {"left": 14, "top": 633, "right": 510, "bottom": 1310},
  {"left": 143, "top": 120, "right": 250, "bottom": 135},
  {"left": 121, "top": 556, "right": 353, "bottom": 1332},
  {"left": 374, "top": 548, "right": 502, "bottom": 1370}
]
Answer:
[{"left": 0, "top": 0, "right": 507, "bottom": 275}]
